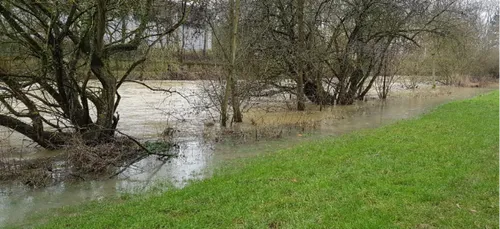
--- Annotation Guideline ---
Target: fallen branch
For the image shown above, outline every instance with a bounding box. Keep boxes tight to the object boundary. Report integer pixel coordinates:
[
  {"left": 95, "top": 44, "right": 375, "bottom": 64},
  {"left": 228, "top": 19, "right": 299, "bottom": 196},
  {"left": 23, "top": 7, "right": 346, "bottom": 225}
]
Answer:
[{"left": 109, "top": 129, "right": 178, "bottom": 179}]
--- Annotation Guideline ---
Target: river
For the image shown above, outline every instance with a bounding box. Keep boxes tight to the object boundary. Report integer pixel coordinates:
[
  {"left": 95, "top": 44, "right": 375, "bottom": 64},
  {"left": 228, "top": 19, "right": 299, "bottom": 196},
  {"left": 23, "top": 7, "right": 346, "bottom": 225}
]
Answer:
[{"left": 0, "top": 80, "right": 494, "bottom": 227}]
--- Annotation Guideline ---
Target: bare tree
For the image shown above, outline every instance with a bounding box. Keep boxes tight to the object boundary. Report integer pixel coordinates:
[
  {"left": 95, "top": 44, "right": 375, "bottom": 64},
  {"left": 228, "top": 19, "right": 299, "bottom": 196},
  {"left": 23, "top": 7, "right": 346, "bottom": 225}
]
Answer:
[
  {"left": 0, "top": 0, "right": 189, "bottom": 149},
  {"left": 238, "top": 0, "right": 461, "bottom": 106}
]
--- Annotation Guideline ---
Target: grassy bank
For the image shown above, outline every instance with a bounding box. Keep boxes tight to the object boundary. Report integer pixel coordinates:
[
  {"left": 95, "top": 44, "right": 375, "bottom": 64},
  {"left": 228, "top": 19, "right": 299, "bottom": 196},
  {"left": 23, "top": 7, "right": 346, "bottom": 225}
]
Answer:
[{"left": 30, "top": 91, "right": 499, "bottom": 228}]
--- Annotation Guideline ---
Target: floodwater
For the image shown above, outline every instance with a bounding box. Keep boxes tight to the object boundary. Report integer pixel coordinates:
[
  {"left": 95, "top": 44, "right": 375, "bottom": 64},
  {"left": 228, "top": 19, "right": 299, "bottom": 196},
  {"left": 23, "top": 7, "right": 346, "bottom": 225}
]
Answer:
[{"left": 0, "top": 80, "right": 494, "bottom": 227}]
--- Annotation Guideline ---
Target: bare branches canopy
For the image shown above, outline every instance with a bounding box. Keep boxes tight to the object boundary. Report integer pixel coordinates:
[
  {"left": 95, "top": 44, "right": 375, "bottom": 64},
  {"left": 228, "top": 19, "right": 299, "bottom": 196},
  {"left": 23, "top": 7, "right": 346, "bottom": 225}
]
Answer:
[{"left": 0, "top": 0, "right": 189, "bottom": 148}]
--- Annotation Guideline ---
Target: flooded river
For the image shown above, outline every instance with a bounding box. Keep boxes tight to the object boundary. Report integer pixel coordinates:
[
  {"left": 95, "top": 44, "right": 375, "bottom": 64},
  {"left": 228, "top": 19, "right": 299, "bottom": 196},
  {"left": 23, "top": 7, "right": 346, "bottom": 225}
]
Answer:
[{"left": 0, "top": 81, "right": 494, "bottom": 227}]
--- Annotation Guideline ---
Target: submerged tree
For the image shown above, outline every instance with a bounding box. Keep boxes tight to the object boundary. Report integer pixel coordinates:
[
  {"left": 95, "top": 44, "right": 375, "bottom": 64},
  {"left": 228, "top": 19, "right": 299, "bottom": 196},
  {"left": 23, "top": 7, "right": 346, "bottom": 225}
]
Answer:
[
  {"left": 0, "top": 0, "right": 189, "bottom": 149},
  {"left": 240, "top": 0, "right": 461, "bottom": 105}
]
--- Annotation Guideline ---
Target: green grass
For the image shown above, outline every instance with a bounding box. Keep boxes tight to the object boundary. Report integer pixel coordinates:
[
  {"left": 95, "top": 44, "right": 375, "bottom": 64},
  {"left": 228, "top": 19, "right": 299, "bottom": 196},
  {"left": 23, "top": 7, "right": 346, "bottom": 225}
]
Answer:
[{"left": 30, "top": 91, "right": 500, "bottom": 228}]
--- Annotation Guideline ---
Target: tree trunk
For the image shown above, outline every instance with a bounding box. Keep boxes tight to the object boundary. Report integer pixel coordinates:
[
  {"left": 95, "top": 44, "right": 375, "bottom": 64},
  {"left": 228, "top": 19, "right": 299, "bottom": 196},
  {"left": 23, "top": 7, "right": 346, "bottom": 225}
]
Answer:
[
  {"left": 230, "top": 0, "right": 242, "bottom": 123},
  {"left": 221, "top": 79, "right": 230, "bottom": 127},
  {"left": 0, "top": 115, "right": 67, "bottom": 149},
  {"left": 296, "top": 0, "right": 306, "bottom": 111},
  {"left": 304, "top": 80, "right": 335, "bottom": 105},
  {"left": 121, "top": 15, "right": 127, "bottom": 44},
  {"left": 180, "top": 25, "right": 185, "bottom": 63},
  {"left": 203, "top": 26, "right": 208, "bottom": 57},
  {"left": 88, "top": 0, "right": 118, "bottom": 142}
]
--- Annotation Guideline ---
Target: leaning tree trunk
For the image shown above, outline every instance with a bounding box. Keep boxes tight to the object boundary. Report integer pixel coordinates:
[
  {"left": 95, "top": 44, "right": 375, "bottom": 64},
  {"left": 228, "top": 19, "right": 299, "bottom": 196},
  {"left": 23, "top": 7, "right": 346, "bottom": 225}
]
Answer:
[{"left": 0, "top": 115, "right": 68, "bottom": 149}]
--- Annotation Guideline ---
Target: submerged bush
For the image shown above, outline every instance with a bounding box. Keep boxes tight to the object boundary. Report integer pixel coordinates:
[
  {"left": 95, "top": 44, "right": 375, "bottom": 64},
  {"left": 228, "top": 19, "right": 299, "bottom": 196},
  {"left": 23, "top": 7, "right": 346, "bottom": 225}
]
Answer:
[{"left": 67, "top": 137, "right": 142, "bottom": 175}]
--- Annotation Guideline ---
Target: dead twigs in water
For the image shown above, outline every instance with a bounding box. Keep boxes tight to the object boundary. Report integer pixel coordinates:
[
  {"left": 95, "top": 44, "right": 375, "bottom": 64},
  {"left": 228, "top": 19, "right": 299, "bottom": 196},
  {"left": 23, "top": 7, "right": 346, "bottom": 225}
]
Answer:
[{"left": 0, "top": 131, "right": 179, "bottom": 187}]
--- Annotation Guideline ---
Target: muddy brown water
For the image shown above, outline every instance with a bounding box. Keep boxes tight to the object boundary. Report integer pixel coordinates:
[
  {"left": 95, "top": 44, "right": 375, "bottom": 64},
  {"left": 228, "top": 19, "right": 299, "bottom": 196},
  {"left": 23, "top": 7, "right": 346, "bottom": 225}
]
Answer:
[{"left": 0, "top": 81, "right": 494, "bottom": 227}]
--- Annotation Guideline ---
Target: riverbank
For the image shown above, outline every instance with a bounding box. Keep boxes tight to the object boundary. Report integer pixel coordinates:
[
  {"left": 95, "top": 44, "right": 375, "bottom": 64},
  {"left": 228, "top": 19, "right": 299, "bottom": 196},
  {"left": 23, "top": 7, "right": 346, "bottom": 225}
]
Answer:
[{"left": 16, "top": 91, "right": 500, "bottom": 228}]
